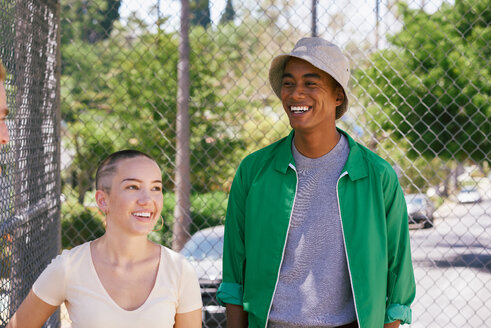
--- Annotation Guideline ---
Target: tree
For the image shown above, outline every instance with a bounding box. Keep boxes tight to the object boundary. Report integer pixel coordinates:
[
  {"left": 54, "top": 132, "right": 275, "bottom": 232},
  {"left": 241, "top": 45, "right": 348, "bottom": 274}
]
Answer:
[
  {"left": 61, "top": 0, "right": 122, "bottom": 44},
  {"left": 220, "top": 0, "right": 235, "bottom": 25},
  {"left": 357, "top": 0, "right": 490, "bottom": 163},
  {"left": 60, "top": 38, "right": 120, "bottom": 204},
  {"left": 173, "top": 0, "right": 192, "bottom": 251},
  {"left": 59, "top": 4, "right": 297, "bottom": 233},
  {"left": 190, "top": 0, "right": 210, "bottom": 28}
]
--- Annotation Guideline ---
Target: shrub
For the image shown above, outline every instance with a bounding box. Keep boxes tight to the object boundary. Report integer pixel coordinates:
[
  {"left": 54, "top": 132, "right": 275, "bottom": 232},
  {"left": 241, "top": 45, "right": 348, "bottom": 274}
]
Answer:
[{"left": 61, "top": 200, "right": 105, "bottom": 249}]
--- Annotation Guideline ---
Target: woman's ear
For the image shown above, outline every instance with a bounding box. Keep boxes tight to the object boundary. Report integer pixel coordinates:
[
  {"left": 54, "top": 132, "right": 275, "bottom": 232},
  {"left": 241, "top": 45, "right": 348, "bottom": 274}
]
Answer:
[{"left": 95, "top": 190, "right": 108, "bottom": 214}]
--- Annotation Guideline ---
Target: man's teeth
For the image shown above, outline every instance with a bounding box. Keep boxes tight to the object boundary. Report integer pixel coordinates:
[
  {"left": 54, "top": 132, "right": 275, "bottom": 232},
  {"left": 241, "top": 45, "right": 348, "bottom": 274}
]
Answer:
[
  {"left": 133, "top": 212, "right": 151, "bottom": 218},
  {"left": 291, "top": 106, "right": 310, "bottom": 113}
]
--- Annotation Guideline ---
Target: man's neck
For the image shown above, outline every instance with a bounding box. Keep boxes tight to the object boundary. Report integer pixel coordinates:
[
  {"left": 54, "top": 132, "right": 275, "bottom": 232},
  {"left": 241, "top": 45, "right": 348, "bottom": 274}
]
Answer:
[{"left": 293, "top": 128, "right": 341, "bottom": 159}]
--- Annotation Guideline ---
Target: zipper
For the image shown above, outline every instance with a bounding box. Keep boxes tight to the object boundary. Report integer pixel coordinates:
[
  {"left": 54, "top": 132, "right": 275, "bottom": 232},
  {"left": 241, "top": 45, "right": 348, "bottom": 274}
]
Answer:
[
  {"left": 264, "top": 163, "right": 298, "bottom": 328},
  {"left": 336, "top": 171, "right": 361, "bottom": 326}
]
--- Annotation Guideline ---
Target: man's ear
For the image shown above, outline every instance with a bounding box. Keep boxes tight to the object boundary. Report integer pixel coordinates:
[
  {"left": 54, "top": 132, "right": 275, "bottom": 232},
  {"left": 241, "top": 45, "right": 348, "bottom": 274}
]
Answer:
[{"left": 335, "top": 86, "right": 345, "bottom": 107}]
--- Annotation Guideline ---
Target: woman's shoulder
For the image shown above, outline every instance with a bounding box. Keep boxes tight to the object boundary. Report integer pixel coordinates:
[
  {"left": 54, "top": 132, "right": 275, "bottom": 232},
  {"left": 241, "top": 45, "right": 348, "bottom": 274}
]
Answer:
[
  {"left": 158, "top": 245, "right": 195, "bottom": 273},
  {"left": 59, "top": 241, "right": 91, "bottom": 258},
  {"left": 159, "top": 245, "right": 186, "bottom": 262},
  {"left": 51, "top": 241, "right": 91, "bottom": 269}
]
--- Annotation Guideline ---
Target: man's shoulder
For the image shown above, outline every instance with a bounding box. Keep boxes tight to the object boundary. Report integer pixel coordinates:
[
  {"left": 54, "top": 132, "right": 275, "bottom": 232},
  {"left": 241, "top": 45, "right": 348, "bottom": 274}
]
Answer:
[
  {"left": 347, "top": 137, "right": 398, "bottom": 179},
  {"left": 240, "top": 135, "right": 290, "bottom": 169},
  {"left": 355, "top": 142, "right": 392, "bottom": 168}
]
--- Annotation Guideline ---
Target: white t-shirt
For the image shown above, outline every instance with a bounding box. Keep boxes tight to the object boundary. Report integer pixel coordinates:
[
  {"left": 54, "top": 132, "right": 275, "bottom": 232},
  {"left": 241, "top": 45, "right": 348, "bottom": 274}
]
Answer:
[{"left": 33, "top": 242, "right": 202, "bottom": 328}]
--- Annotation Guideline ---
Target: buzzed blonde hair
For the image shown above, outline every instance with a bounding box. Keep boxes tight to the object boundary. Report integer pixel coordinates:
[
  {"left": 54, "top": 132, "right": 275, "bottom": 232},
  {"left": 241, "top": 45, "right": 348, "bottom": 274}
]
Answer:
[
  {"left": 95, "top": 149, "right": 157, "bottom": 193},
  {"left": 0, "top": 60, "right": 6, "bottom": 82}
]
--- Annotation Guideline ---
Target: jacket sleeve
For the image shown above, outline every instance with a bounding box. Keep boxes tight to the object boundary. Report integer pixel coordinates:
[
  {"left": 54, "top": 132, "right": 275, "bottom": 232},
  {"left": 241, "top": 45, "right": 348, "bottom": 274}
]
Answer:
[
  {"left": 383, "top": 171, "right": 416, "bottom": 324},
  {"left": 217, "top": 162, "right": 247, "bottom": 306}
]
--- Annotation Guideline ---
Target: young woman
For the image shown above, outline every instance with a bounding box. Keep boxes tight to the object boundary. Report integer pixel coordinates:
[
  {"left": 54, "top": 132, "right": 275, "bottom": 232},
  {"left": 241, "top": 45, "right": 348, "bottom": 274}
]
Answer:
[{"left": 7, "top": 150, "right": 202, "bottom": 328}]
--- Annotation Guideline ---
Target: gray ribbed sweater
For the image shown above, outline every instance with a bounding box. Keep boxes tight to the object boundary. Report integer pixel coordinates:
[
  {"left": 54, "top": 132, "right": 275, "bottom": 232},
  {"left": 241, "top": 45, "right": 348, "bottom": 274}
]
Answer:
[{"left": 268, "top": 134, "right": 356, "bottom": 328}]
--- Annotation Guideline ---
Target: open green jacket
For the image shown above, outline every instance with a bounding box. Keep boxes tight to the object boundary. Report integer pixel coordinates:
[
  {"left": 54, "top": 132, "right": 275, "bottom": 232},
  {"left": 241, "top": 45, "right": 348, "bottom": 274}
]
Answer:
[{"left": 217, "top": 129, "right": 416, "bottom": 328}]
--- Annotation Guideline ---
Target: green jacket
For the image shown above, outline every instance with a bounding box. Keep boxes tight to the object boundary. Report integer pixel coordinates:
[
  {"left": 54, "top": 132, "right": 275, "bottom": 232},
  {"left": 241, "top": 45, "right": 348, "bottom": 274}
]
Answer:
[{"left": 217, "top": 129, "right": 416, "bottom": 328}]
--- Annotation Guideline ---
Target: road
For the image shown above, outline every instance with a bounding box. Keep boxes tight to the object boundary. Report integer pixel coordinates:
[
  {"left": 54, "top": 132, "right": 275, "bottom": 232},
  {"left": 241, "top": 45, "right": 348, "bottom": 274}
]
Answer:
[{"left": 408, "top": 179, "right": 490, "bottom": 328}]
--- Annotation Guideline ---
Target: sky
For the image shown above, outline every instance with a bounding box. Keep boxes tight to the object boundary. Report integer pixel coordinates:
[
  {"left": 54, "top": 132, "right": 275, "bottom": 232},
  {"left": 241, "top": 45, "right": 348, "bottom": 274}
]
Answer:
[
  {"left": 120, "top": 0, "right": 227, "bottom": 28},
  {"left": 119, "top": 0, "right": 447, "bottom": 47}
]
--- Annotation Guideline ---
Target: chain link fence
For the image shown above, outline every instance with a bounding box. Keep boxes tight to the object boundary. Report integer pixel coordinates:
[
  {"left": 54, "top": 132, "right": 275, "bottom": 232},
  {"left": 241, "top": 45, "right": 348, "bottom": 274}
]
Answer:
[
  {"left": 1, "top": 0, "right": 489, "bottom": 327},
  {"left": 0, "top": 0, "right": 61, "bottom": 327}
]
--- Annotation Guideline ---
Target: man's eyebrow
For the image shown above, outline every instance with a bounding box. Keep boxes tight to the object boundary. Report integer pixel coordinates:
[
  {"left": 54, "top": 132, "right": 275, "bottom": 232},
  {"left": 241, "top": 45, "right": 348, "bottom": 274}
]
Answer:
[
  {"left": 282, "top": 73, "right": 293, "bottom": 79},
  {"left": 121, "top": 178, "right": 162, "bottom": 184},
  {"left": 303, "top": 73, "right": 322, "bottom": 79}
]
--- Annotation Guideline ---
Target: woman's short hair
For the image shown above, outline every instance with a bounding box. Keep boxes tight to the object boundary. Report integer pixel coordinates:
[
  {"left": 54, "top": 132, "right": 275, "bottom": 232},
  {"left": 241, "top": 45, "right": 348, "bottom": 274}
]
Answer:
[
  {"left": 95, "top": 150, "right": 156, "bottom": 193},
  {"left": 0, "top": 60, "right": 6, "bottom": 82}
]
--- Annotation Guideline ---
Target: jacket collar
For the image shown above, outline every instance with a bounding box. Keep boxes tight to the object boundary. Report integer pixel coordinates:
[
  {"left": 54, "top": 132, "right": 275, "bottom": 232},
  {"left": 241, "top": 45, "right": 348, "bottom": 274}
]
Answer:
[
  {"left": 273, "top": 128, "right": 368, "bottom": 181},
  {"left": 273, "top": 130, "right": 295, "bottom": 174},
  {"left": 340, "top": 129, "right": 368, "bottom": 181}
]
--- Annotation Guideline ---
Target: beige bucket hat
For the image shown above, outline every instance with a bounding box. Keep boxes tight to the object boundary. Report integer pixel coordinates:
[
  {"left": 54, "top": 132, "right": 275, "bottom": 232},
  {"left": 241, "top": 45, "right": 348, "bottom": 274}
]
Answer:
[{"left": 269, "top": 37, "right": 350, "bottom": 119}]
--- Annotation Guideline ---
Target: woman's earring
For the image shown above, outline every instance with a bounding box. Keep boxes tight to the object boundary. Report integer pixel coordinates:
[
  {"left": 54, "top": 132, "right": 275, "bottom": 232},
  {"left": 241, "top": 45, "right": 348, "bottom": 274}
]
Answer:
[
  {"left": 153, "top": 215, "right": 164, "bottom": 232},
  {"left": 102, "top": 209, "right": 108, "bottom": 228}
]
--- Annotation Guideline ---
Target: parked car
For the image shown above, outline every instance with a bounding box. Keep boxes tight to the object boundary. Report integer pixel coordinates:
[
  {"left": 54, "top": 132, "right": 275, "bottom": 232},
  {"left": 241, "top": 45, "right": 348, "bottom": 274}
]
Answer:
[
  {"left": 181, "top": 225, "right": 225, "bottom": 328},
  {"left": 405, "top": 193, "right": 434, "bottom": 228},
  {"left": 457, "top": 187, "right": 482, "bottom": 203}
]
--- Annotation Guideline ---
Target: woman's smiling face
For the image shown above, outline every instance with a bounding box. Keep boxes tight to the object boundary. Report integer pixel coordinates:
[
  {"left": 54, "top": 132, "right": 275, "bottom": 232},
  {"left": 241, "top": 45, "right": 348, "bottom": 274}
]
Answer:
[{"left": 103, "top": 156, "right": 163, "bottom": 236}]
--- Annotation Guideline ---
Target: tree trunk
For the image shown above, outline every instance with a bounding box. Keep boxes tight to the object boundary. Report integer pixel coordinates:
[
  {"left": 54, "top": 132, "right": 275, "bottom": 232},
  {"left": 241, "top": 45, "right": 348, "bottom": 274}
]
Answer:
[
  {"left": 173, "top": 0, "right": 191, "bottom": 252},
  {"left": 375, "top": 0, "right": 380, "bottom": 49},
  {"left": 311, "top": 0, "right": 317, "bottom": 37}
]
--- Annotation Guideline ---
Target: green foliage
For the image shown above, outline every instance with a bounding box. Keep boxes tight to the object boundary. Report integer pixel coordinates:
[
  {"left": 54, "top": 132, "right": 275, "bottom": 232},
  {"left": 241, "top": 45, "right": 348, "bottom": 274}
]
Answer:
[
  {"left": 59, "top": 5, "right": 297, "bottom": 221},
  {"left": 149, "top": 192, "right": 227, "bottom": 247},
  {"left": 189, "top": 191, "right": 228, "bottom": 232},
  {"left": 61, "top": 199, "right": 105, "bottom": 249},
  {"left": 356, "top": 0, "right": 490, "bottom": 163},
  {"left": 370, "top": 136, "right": 450, "bottom": 194},
  {"left": 99, "top": 29, "right": 250, "bottom": 192},
  {"left": 61, "top": 0, "right": 122, "bottom": 44},
  {"left": 60, "top": 21, "right": 268, "bottom": 203},
  {"left": 190, "top": 0, "right": 211, "bottom": 28}
]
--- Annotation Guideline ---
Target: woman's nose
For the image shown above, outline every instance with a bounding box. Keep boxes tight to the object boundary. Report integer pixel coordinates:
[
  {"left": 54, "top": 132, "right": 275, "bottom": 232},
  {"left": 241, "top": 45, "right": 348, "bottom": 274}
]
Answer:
[{"left": 137, "top": 190, "right": 152, "bottom": 204}]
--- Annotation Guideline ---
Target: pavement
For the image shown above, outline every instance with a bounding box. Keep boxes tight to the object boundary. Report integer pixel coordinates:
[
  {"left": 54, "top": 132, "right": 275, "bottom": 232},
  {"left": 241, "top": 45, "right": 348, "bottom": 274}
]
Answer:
[{"left": 408, "top": 176, "right": 490, "bottom": 327}]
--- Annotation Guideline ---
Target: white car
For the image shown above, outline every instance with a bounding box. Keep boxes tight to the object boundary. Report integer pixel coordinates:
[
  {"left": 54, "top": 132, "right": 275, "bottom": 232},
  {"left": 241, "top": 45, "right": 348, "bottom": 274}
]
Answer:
[
  {"left": 405, "top": 193, "right": 434, "bottom": 228},
  {"left": 457, "top": 187, "right": 482, "bottom": 203}
]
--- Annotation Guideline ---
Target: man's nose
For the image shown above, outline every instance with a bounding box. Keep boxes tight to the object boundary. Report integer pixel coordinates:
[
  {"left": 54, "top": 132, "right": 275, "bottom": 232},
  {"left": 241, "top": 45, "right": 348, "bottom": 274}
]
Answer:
[
  {"left": 291, "top": 85, "right": 306, "bottom": 99},
  {"left": 0, "top": 124, "right": 9, "bottom": 144}
]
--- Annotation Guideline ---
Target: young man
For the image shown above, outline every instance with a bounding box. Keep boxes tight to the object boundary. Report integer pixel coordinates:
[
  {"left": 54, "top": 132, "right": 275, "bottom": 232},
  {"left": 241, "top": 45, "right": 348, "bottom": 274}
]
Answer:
[
  {"left": 0, "top": 60, "right": 10, "bottom": 146},
  {"left": 217, "top": 38, "right": 415, "bottom": 328}
]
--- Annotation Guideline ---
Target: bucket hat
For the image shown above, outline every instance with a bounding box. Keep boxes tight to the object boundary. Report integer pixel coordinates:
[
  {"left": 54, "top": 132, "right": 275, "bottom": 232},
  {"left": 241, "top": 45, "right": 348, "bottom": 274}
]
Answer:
[{"left": 269, "top": 37, "right": 350, "bottom": 119}]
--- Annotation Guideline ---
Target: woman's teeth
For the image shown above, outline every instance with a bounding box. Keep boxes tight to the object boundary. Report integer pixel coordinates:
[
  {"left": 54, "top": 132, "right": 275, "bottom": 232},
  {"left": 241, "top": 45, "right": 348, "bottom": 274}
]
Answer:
[{"left": 133, "top": 212, "right": 151, "bottom": 218}]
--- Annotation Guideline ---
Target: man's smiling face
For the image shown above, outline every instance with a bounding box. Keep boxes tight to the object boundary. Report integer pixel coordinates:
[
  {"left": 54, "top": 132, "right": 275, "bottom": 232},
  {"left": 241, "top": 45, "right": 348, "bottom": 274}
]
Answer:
[{"left": 280, "top": 57, "right": 344, "bottom": 134}]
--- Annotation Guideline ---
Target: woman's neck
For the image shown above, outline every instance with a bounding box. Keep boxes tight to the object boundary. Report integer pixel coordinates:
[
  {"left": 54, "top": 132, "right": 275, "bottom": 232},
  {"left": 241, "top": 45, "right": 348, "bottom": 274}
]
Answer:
[{"left": 92, "top": 233, "right": 157, "bottom": 266}]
